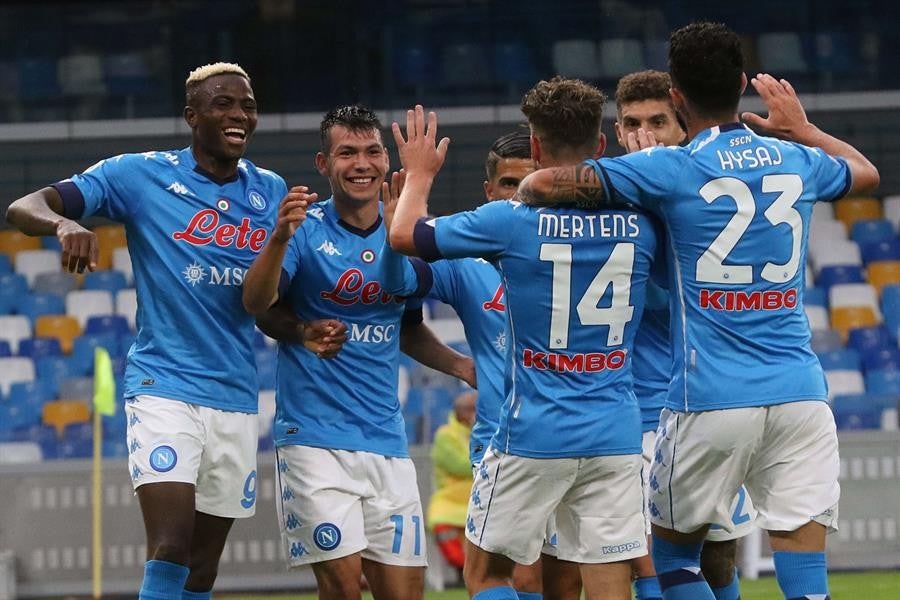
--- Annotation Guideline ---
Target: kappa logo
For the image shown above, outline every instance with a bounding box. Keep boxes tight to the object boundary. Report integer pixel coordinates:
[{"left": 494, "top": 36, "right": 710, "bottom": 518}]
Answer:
[
  {"left": 166, "top": 182, "right": 192, "bottom": 196},
  {"left": 149, "top": 445, "right": 177, "bottom": 473},
  {"left": 308, "top": 206, "right": 325, "bottom": 220},
  {"left": 316, "top": 240, "right": 342, "bottom": 256},
  {"left": 313, "top": 523, "right": 342, "bottom": 551}
]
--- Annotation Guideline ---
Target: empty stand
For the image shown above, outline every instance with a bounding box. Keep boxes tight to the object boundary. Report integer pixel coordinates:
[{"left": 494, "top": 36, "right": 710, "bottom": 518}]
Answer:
[
  {"left": 42, "top": 400, "right": 91, "bottom": 437},
  {"left": 65, "top": 290, "right": 114, "bottom": 328},
  {"left": 14, "top": 250, "right": 60, "bottom": 287},
  {"left": 34, "top": 315, "right": 81, "bottom": 354}
]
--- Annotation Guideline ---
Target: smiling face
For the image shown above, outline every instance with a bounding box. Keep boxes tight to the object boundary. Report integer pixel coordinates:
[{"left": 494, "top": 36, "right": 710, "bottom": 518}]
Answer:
[
  {"left": 184, "top": 73, "right": 258, "bottom": 166},
  {"left": 615, "top": 98, "right": 686, "bottom": 149},
  {"left": 315, "top": 125, "right": 389, "bottom": 205}
]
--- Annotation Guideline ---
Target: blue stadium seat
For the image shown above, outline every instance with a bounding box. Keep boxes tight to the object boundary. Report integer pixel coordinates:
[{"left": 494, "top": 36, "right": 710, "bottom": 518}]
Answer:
[
  {"left": 84, "top": 314, "right": 131, "bottom": 338},
  {"left": 102, "top": 439, "right": 128, "bottom": 459},
  {"left": 83, "top": 270, "right": 128, "bottom": 295},
  {"left": 0, "top": 341, "right": 11, "bottom": 357},
  {"left": 0, "top": 254, "right": 10, "bottom": 274},
  {"left": 493, "top": 41, "right": 538, "bottom": 85},
  {"left": 35, "top": 356, "right": 75, "bottom": 398},
  {"left": 17, "top": 57, "right": 60, "bottom": 101},
  {"left": 862, "top": 347, "right": 900, "bottom": 372},
  {"left": 816, "top": 348, "right": 861, "bottom": 371},
  {"left": 817, "top": 265, "right": 865, "bottom": 290},
  {"left": 255, "top": 347, "right": 277, "bottom": 391},
  {"left": 846, "top": 326, "right": 893, "bottom": 357},
  {"left": 861, "top": 239, "right": 900, "bottom": 264},
  {"left": 393, "top": 44, "right": 436, "bottom": 88},
  {"left": 41, "top": 236, "right": 62, "bottom": 252},
  {"left": 17, "top": 337, "right": 63, "bottom": 360},
  {"left": 102, "top": 410, "right": 127, "bottom": 441},
  {"left": 17, "top": 292, "right": 66, "bottom": 323},
  {"left": 405, "top": 417, "right": 421, "bottom": 445},
  {"left": 865, "top": 369, "right": 900, "bottom": 395},
  {"left": 804, "top": 286, "right": 827, "bottom": 307},
  {"left": 8, "top": 380, "right": 52, "bottom": 411},
  {"left": 851, "top": 219, "right": 894, "bottom": 248},
  {"left": 831, "top": 394, "right": 891, "bottom": 430},
  {"left": 0, "top": 274, "right": 28, "bottom": 306},
  {"left": 69, "top": 332, "right": 119, "bottom": 375},
  {"left": 404, "top": 389, "right": 424, "bottom": 418},
  {"left": 0, "top": 396, "right": 41, "bottom": 431}
]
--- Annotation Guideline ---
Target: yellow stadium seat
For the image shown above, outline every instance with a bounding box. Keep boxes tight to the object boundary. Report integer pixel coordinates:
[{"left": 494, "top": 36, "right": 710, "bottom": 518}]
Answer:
[
  {"left": 834, "top": 197, "right": 882, "bottom": 233},
  {"left": 0, "top": 230, "right": 42, "bottom": 258},
  {"left": 868, "top": 261, "right": 900, "bottom": 296},
  {"left": 93, "top": 225, "right": 127, "bottom": 270},
  {"left": 830, "top": 305, "right": 880, "bottom": 341},
  {"left": 35, "top": 315, "right": 82, "bottom": 354},
  {"left": 42, "top": 399, "right": 91, "bottom": 437}
]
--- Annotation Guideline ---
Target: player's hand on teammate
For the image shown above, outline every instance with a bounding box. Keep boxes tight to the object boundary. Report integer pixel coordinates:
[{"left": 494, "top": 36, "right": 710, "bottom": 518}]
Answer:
[
  {"left": 391, "top": 105, "right": 450, "bottom": 177},
  {"left": 56, "top": 219, "right": 98, "bottom": 273},
  {"left": 624, "top": 129, "right": 661, "bottom": 154},
  {"left": 459, "top": 356, "right": 477, "bottom": 390},
  {"left": 381, "top": 169, "right": 406, "bottom": 231},
  {"left": 301, "top": 318, "right": 348, "bottom": 359},
  {"left": 273, "top": 186, "right": 315, "bottom": 243},
  {"left": 741, "top": 73, "right": 811, "bottom": 141}
]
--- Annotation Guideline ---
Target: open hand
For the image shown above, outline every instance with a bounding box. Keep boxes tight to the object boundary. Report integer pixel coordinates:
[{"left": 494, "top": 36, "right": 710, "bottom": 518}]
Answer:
[
  {"left": 381, "top": 169, "right": 406, "bottom": 231},
  {"left": 741, "top": 73, "right": 810, "bottom": 140},
  {"left": 391, "top": 105, "right": 450, "bottom": 177}
]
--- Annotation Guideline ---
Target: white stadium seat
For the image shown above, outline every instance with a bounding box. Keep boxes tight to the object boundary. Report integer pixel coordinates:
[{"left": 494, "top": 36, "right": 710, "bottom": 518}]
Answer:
[
  {"left": 112, "top": 247, "right": 133, "bottom": 285},
  {"left": 552, "top": 39, "right": 600, "bottom": 79},
  {"left": 0, "top": 356, "right": 35, "bottom": 397},
  {"left": 115, "top": 288, "right": 138, "bottom": 331},
  {"left": 883, "top": 195, "right": 900, "bottom": 232},
  {"left": 824, "top": 369, "right": 864, "bottom": 401},
  {"left": 0, "top": 315, "right": 32, "bottom": 354},
  {"left": 805, "top": 305, "right": 829, "bottom": 332},
  {"left": 65, "top": 289, "right": 114, "bottom": 328},
  {"left": 809, "top": 239, "right": 861, "bottom": 275},
  {"left": 829, "top": 283, "right": 881, "bottom": 316},
  {"left": 14, "top": 249, "right": 60, "bottom": 287}
]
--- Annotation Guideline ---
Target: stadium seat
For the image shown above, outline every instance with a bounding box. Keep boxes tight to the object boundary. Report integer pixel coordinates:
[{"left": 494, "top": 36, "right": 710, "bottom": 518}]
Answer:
[
  {"left": 552, "top": 39, "right": 600, "bottom": 79},
  {"left": 17, "top": 337, "right": 62, "bottom": 360},
  {"left": 0, "top": 441, "right": 42, "bottom": 463},
  {"left": 867, "top": 261, "right": 900, "bottom": 296},
  {"left": 0, "top": 315, "right": 31, "bottom": 354},
  {"left": 0, "top": 273, "right": 28, "bottom": 303},
  {"left": 805, "top": 306, "right": 829, "bottom": 332},
  {"left": 440, "top": 42, "right": 491, "bottom": 88},
  {"left": 257, "top": 389, "right": 276, "bottom": 451},
  {"left": 103, "top": 51, "right": 154, "bottom": 96},
  {"left": 35, "top": 315, "right": 82, "bottom": 354},
  {"left": 42, "top": 399, "right": 91, "bottom": 437},
  {"left": 643, "top": 38, "right": 668, "bottom": 70},
  {"left": 831, "top": 394, "right": 889, "bottom": 430},
  {"left": 824, "top": 369, "right": 864, "bottom": 401},
  {"left": 598, "top": 38, "right": 645, "bottom": 79},
  {"left": 817, "top": 265, "right": 865, "bottom": 291},
  {"left": 861, "top": 238, "right": 900, "bottom": 264},
  {"left": 861, "top": 347, "right": 900, "bottom": 373},
  {"left": 83, "top": 270, "right": 128, "bottom": 295},
  {"left": 92, "top": 225, "right": 127, "bottom": 270},
  {"left": 811, "top": 329, "right": 843, "bottom": 354},
  {"left": 14, "top": 249, "right": 60, "bottom": 286},
  {"left": 804, "top": 286, "right": 827, "bottom": 307},
  {"left": 8, "top": 380, "right": 52, "bottom": 414},
  {"left": 809, "top": 239, "right": 861, "bottom": 275},
  {"left": 883, "top": 286, "right": 900, "bottom": 341},
  {"left": 115, "top": 288, "right": 137, "bottom": 330},
  {"left": 829, "top": 283, "right": 880, "bottom": 315},
  {"left": 69, "top": 332, "right": 119, "bottom": 375},
  {"left": 757, "top": 32, "right": 808, "bottom": 73},
  {"left": 834, "top": 196, "right": 882, "bottom": 233},
  {"left": 18, "top": 293, "right": 66, "bottom": 323},
  {"left": 35, "top": 355, "right": 74, "bottom": 398},
  {"left": 31, "top": 271, "right": 78, "bottom": 297},
  {"left": 405, "top": 417, "right": 420, "bottom": 446},
  {"left": 59, "top": 421, "right": 94, "bottom": 459},
  {"left": 41, "top": 236, "right": 61, "bottom": 252},
  {"left": 0, "top": 254, "right": 11, "bottom": 275},
  {"left": 813, "top": 32, "right": 856, "bottom": 75},
  {"left": 65, "top": 289, "right": 114, "bottom": 328},
  {"left": 811, "top": 201, "right": 835, "bottom": 224},
  {"left": 255, "top": 347, "right": 277, "bottom": 391},
  {"left": 830, "top": 306, "right": 880, "bottom": 341},
  {"left": 112, "top": 247, "right": 133, "bottom": 284},
  {"left": 59, "top": 376, "right": 95, "bottom": 402},
  {"left": 428, "top": 317, "right": 467, "bottom": 344},
  {"left": 84, "top": 314, "right": 131, "bottom": 338},
  {"left": 883, "top": 195, "right": 900, "bottom": 230},
  {"left": 851, "top": 219, "right": 894, "bottom": 247},
  {"left": 847, "top": 325, "right": 893, "bottom": 357},
  {"left": 817, "top": 349, "right": 861, "bottom": 371},
  {"left": 0, "top": 356, "right": 35, "bottom": 396},
  {"left": 0, "top": 229, "right": 41, "bottom": 257},
  {"left": 492, "top": 41, "right": 538, "bottom": 86},
  {"left": 0, "top": 391, "right": 42, "bottom": 431},
  {"left": 865, "top": 369, "right": 900, "bottom": 395}
]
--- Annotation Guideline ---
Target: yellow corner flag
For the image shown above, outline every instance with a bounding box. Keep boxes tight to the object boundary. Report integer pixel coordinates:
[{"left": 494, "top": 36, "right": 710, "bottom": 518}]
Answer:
[{"left": 93, "top": 347, "right": 116, "bottom": 417}]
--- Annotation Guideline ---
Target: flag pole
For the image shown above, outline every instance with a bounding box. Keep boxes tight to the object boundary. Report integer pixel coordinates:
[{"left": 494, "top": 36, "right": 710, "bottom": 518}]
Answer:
[{"left": 92, "top": 406, "right": 103, "bottom": 599}]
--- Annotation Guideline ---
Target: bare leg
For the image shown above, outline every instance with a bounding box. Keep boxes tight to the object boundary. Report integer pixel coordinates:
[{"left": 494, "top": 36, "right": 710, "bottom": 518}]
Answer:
[
  {"left": 464, "top": 540, "right": 516, "bottom": 597},
  {"left": 184, "top": 511, "right": 234, "bottom": 591},
  {"left": 700, "top": 540, "right": 737, "bottom": 588},
  {"left": 137, "top": 482, "right": 196, "bottom": 566},
  {"left": 362, "top": 558, "right": 425, "bottom": 600},
  {"left": 580, "top": 560, "right": 631, "bottom": 600},
  {"left": 310, "top": 553, "right": 364, "bottom": 600},
  {"left": 542, "top": 553, "right": 583, "bottom": 600}
]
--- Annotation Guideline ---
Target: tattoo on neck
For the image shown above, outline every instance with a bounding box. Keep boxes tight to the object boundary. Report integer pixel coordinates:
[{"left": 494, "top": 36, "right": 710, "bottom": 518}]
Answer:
[{"left": 553, "top": 165, "right": 604, "bottom": 209}]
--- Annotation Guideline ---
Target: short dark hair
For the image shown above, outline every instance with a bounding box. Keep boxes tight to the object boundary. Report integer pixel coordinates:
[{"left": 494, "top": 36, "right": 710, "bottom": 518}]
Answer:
[
  {"left": 615, "top": 70, "right": 672, "bottom": 113},
  {"left": 521, "top": 76, "right": 606, "bottom": 156},
  {"left": 320, "top": 105, "right": 382, "bottom": 153},
  {"left": 485, "top": 130, "right": 531, "bottom": 180},
  {"left": 669, "top": 22, "right": 744, "bottom": 115}
]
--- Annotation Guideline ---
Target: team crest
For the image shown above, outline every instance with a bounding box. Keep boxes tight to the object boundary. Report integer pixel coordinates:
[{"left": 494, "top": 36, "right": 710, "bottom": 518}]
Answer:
[
  {"left": 248, "top": 190, "right": 267, "bottom": 211},
  {"left": 360, "top": 249, "right": 376, "bottom": 264},
  {"left": 149, "top": 445, "right": 177, "bottom": 472},
  {"left": 313, "top": 522, "right": 342, "bottom": 551},
  {"left": 217, "top": 199, "right": 230, "bottom": 211}
]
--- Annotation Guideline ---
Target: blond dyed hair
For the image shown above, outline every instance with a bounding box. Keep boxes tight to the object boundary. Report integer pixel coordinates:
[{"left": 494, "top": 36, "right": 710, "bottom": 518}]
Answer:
[{"left": 185, "top": 62, "right": 250, "bottom": 106}]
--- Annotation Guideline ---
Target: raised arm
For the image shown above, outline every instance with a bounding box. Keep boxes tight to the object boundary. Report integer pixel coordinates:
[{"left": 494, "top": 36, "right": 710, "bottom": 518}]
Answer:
[
  {"left": 6, "top": 186, "right": 98, "bottom": 272},
  {"left": 741, "top": 73, "right": 880, "bottom": 195},
  {"left": 514, "top": 162, "right": 608, "bottom": 209},
  {"left": 242, "top": 186, "right": 312, "bottom": 315},
  {"left": 387, "top": 105, "right": 450, "bottom": 256}
]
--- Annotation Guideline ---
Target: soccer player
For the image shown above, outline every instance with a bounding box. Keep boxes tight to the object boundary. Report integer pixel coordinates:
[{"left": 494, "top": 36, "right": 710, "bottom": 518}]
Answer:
[
  {"left": 388, "top": 79, "right": 657, "bottom": 600},
  {"left": 616, "top": 69, "right": 755, "bottom": 600},
  {"left": 511, "top": 23, "right": 880, "bottom": 600},
  {"left": 242, "top": 104, "right": 472, "bottom": 600},
  {"left": 4, "top": 62, "right": 340, "bottom": 599}
]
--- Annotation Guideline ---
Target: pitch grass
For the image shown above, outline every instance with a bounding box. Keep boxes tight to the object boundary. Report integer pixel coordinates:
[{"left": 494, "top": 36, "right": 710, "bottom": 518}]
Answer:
[{"left": 225, "top": 570, "right": 900, "bottom": 599}]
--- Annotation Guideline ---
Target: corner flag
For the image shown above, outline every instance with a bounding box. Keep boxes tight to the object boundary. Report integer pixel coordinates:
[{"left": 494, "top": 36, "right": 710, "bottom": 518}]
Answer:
[{"left": 93, "top": 347, "right": 115, "bottom": 416}]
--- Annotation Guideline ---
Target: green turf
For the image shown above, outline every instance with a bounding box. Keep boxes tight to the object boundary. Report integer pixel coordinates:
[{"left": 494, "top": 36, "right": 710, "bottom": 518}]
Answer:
[{"left": 224, "top": 570, "right": 900, "bottom": 599}]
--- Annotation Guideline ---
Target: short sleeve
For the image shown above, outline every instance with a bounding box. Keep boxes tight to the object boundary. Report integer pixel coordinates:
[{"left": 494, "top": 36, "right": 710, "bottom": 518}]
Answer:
[
  {"left": 808, "top": 149, "right": 851, "bottom": 203},
  {"left": 55, "top": 154, "right": 142, "bottom": 222},
  {"left": 589, "top": 147, "right": 683, "bottom": 215},
  {"left": 428, "top": 259, "right": 458, "bottom": 306},
  {"left": 422, "top": 201, "right": 517, "bottom": 261}
]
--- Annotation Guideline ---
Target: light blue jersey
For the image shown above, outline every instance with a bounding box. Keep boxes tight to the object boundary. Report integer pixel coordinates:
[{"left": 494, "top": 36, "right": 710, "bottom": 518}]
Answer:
[
  {"left": 414, "top": 200, "right": 658, "bottom": 458},
  {"left": 274, "top": 199, "right": 427, "bottom": 457},
  {"left": 586, "top": 122, "right": 852, "bottom": 412},
  {"left": 55, "top": 148, "right": 285, "bottom": 413},
  {"left": 633, "top": 281, "right": 669, "bottom": 432},
  {"left": 416, "top": 257, "right": 508, "bottom": 463}
]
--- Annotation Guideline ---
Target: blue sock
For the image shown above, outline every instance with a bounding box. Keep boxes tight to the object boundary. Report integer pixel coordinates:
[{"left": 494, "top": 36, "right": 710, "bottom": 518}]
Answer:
[
  {"left": 139, "top": 560, "right": 189, "bottom": 600},
  {"left": 651, "top": 536, "right": 715, "bottom": 600},
  {"left": 635, "top": 575, "right": 663, "bottom": 599},
  {"left": 182, "top": 590, "right": 212, "bottom": 600},
  {"left": 773, "top": 551, "right": 830, "bottom": 599},
  {"left": 473, "top": 586, "right": 519, "bottom": 600},
  {"left": 710, "top": 568, "right": 740, "bottom": 600},
  {"left": 516, "top": 593, "right": 543, "bottom": 600}
]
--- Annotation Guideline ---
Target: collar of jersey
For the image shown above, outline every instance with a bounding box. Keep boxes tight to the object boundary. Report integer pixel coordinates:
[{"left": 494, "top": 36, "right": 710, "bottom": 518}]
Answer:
[
  {"left": 182, "top": 147, "right": 240, "bottom": 185},
  {"left": 323, "top": 197, "right": 384, "bottom": 238}
]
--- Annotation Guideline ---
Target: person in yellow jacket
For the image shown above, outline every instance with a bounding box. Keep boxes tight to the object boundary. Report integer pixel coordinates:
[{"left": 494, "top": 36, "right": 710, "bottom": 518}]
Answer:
[{"left": 427, "top": 390, "right": 476, "bottom": 570}]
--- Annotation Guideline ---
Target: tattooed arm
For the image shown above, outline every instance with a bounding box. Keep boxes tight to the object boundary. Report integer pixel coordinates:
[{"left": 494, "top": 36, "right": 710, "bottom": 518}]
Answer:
[{"left": 514, "top": 163, "right": 607, "bottom": 209}]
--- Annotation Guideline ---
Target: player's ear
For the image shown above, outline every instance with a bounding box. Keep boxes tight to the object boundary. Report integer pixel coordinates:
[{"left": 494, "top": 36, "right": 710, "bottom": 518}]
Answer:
[
  {"left": 483, "top": 180, "right": 492, "bottom": 201},
  {"left": 739, "top": 72, "right": 748, "bottom": 96},
  {"left": 614, "top": 122, "right": 625, "bottom": 150},
  {"left": 314, "top": 152, "right": 328, "bottom": 177},
  {"left": 183, "top": 105, "right": 196, "bottom": 129},
  {"left": 595, "top": 133, "right": 607, "bottom": 158},
  {"left": 530, "top": 134, "right": 542, "bottom": 167}
]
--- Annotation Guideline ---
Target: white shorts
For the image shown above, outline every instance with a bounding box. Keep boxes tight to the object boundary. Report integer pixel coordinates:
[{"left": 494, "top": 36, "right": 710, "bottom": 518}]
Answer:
[
  {"left": 641, "top": 430, "right": 756, "bottom": 542},
  {"left": 125, "top": 395, "right": 259, "bottom": 518},
  {"left": 467, "top": 447, "right": 646, "bottom": 565},
  {"left": 649, "top": 402, "right": 840, "bottom": 535},
  {"left": 275, "top": 445, "right": 427, "bottom": 568}
]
